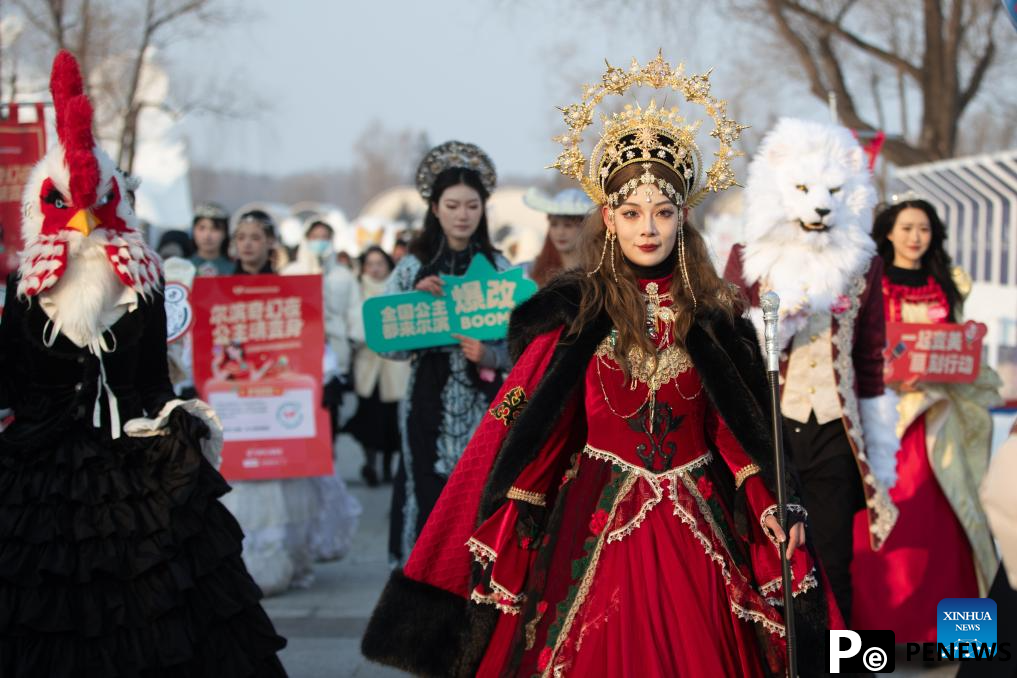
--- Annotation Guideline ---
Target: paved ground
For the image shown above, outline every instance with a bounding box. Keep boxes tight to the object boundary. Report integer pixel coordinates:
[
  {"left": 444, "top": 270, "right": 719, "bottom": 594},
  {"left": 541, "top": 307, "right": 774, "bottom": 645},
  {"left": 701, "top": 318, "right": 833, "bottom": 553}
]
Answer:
[
  {"left": 263, "top": 430, "right": 406, "bottom": 678},
  {"left": 261, "top": 428, "right": 959, "bottom": 678}
]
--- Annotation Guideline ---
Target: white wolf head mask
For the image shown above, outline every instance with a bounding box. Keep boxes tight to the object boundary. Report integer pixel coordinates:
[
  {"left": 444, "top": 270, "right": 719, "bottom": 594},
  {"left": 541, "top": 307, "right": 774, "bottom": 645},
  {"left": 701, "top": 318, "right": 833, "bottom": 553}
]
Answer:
[{"left": 740, "top": 117, "right": 876, "bottom": 314}]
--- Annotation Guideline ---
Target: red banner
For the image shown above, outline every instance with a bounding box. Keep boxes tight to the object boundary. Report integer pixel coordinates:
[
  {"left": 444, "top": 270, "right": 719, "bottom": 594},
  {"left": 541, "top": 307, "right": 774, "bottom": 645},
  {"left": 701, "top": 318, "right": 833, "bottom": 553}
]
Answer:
[
  {"left": 191, "top": 274, "right": 333, "bottom": 480},
  {"left": 0, "top": 104, "right": 47, "bottom": 281},
  {"left": 884, "top": 321, "right": 986, "bottom": 384}
]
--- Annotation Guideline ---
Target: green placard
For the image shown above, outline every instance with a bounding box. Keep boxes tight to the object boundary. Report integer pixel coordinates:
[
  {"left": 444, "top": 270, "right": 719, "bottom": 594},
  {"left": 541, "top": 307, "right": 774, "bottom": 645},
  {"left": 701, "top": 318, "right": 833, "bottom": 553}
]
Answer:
[{"left": 363, "top": 256, "right": 537, "bottom": 353}]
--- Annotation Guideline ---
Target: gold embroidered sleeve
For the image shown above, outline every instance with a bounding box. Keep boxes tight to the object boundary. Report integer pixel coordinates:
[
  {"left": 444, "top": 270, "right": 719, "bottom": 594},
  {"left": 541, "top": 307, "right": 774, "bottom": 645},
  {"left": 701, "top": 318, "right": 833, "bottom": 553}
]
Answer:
[
  {"left": 735, "top": 463, "right": 761, "bottom": 489},
  {"left": 507, "top": 486, "right": 546, "bottom": 507},
  {"left": 490, "top": 386, "right": 528, "bottom": 427}
]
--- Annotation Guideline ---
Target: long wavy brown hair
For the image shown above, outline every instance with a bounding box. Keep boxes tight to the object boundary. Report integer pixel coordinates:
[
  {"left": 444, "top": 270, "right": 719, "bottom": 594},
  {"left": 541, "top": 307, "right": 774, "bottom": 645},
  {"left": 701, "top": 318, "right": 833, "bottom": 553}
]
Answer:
[{"left": 568, "top": 163, "right": 739, "bottom": 377}]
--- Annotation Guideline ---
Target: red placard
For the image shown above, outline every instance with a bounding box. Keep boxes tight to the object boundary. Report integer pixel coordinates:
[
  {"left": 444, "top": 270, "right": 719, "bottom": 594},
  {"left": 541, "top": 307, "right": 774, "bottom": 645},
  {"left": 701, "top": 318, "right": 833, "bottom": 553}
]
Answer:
[
  {"left": 884, "top": 321, "right": 986, "bottom": 384},
  {"left": 191, "top": 274, "right": 333, "bottom": 480},
  {"left": 0, "top": 104, "right": 47, "bottom": 281}
]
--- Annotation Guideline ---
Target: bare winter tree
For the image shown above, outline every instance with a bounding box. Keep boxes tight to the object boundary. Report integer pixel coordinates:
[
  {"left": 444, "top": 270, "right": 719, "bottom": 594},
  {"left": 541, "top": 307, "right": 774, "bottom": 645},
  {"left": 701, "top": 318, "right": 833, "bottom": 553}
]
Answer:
[
  {"left": 8, "top": 0, "right": 247, "bottom": 173},
  {"left": 565, "top": 0, "right": 1013, "bottom": 166},
  {"left": 749, "top": 0, "right": 1009, "bottom": 165},
  {"left": 351, "top": 120, "right": 430, "bottom": 210}
]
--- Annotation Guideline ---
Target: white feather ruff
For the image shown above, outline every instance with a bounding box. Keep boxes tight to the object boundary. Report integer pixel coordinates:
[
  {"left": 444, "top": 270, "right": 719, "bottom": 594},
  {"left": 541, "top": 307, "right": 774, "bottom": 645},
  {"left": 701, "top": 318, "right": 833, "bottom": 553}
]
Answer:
[{"left": 39, "top": 235, "right": 123, "bottom": 347}]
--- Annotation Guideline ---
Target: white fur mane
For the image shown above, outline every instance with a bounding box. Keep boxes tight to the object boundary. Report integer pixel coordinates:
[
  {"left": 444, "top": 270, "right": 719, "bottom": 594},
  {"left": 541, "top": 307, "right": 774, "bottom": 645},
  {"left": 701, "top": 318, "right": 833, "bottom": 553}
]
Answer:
[
  {"left": 40, "top": 235, "right": 124, "bottom": 348},
  {"left": 740, "top": 117, "right": 876, "bottom": 315}
]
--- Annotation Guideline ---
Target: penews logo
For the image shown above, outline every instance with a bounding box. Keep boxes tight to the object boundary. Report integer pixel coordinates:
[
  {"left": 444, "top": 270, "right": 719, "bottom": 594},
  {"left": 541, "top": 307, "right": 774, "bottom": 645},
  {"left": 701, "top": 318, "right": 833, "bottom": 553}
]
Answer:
[
  {"left": 938, "top": 598, "right": 997, "bottom": 659},
  {"left": 829, "top": 630, "right": 895, "bottom": 673}
]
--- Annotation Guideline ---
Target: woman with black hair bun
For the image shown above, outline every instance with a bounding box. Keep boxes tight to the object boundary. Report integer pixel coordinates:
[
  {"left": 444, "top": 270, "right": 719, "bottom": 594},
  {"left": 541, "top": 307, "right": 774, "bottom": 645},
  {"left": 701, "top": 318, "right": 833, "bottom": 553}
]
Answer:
[
  {"left": 851, "top": 196, "right": 1003, "bottom": 643},
  {"left": 385, "top": 141, "right": 512, "bottom": 566}
]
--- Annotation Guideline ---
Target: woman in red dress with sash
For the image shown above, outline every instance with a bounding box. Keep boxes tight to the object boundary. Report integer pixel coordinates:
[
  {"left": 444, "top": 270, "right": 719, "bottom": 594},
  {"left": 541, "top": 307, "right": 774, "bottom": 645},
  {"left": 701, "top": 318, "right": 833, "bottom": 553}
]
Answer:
[{"left": 851, "top": 198, "right": 1002, "bottom": 641}]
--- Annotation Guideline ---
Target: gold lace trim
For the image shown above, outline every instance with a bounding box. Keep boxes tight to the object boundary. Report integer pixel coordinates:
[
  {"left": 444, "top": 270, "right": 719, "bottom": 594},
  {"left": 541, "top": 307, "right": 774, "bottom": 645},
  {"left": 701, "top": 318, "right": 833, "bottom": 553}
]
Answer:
[
  {"left": 524, "top": 603, "right": 547, "bottom": 650},
  {"left": 595, "top": 334, "right": 692, "bottom": 392},
  {"left": 583, "top": 445, "right": 713, "bottom": 544},
  {"left": 490, "top": 576, "right": 525, "bottom": 603},
  {"left": 735, "top": 463, "right": 761, "bottom": 489},
  {"left": 466, "top": 536, "right": 497, "bottom": 567},
  {"left": 669, "top": 480, "right": 731, "bottom": 578},
  {"left": 470, "top": 589, "right": 521, "bottom": 615},
  {"left": 829, "top": 275, "right": 898, "bottom": 549},
  {"left": 732, "top": 601, "right": 786, "bottom": 638},
  {"left": 507, "top": 486, "right": 547, "bottom": 506},
  {"left": 760, "top": 569, "right": 820, "bottom": 602},
  {"left": 583, "top": 444, "right": 712, "bottom": 479},
  {"left": 676, "top": 471, "right": 792, "bottom": 635}
]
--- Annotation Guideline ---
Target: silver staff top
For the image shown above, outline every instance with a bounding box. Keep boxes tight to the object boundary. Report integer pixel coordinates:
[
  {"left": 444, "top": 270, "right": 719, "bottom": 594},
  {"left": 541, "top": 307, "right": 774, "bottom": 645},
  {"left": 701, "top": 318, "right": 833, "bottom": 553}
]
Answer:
[{"left": 761, "top": 291, "right": 781, "bottom": 373}]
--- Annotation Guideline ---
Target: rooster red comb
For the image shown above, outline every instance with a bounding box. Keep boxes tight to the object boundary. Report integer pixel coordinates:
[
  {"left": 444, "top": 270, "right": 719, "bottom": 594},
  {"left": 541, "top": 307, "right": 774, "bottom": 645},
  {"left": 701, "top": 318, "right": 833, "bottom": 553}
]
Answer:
[{"left": 50, "top": 50, "right": 99, "bottom": 210}]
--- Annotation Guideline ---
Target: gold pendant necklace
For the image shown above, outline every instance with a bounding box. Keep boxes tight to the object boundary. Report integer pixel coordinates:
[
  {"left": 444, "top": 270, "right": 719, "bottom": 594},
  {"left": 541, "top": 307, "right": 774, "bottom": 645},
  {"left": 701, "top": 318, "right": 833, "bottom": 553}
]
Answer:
[{"left": 595, "top": 331, "right": 697, "bottom": 432}]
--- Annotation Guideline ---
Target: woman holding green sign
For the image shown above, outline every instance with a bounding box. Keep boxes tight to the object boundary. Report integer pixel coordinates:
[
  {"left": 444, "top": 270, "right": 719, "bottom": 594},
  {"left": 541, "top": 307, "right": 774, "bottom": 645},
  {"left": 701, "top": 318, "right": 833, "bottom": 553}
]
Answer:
[{"left": 386, "top": 141, "right": 513, "bottom": 566}]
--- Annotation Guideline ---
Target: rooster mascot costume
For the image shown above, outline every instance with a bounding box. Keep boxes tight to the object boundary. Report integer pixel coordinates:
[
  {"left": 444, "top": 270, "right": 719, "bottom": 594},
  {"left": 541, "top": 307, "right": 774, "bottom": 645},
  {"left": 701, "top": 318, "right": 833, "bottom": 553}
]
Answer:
[{"left": 0, "top": 52, "right": 287, "bottom": 677}]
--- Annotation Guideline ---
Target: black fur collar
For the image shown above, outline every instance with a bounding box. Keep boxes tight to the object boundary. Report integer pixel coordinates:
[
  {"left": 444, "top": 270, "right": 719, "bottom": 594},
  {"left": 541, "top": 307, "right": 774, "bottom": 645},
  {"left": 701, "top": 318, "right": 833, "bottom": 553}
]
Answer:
[{"left": 507, "top": 272, "right": 586, "bottom": 361}]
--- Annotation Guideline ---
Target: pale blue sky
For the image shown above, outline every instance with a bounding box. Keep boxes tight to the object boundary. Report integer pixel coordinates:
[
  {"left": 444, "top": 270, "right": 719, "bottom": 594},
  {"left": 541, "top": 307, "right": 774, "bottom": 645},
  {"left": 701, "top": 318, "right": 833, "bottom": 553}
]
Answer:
[{"left": 175, "top": 1, "right": 828, "bottom": 177}]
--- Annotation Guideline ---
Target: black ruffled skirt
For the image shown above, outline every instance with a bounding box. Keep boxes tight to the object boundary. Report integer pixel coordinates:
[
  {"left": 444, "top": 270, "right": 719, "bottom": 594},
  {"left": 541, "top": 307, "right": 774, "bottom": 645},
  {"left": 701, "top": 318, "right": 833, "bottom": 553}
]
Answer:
[{"left": 0, "top": 409, "right": 287, "bottom": 677}]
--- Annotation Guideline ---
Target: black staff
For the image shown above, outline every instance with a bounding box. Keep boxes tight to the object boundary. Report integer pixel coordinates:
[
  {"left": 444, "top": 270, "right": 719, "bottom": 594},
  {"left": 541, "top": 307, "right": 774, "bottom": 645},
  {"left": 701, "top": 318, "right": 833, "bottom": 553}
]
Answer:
[{"left": 761, "top": 291, "right": 798, "bottom": 678}]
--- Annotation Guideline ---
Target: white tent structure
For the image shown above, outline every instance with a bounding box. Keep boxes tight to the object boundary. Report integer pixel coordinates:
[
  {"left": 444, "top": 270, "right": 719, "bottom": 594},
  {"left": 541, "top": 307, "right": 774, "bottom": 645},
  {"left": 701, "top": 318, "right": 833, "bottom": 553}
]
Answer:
[{"left": 893, "top": 149, "right": 1017, "bottom": 401}]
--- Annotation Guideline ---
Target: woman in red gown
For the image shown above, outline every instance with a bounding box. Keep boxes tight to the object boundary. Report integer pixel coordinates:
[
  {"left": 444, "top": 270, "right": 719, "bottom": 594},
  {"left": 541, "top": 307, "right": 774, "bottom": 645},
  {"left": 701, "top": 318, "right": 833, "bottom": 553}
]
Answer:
[
  {"left": 362, "top": 55, "right": 838, "bottom": 677},
  {"left": 851, "top": 198, "right": 1001, "bottom": 641}
]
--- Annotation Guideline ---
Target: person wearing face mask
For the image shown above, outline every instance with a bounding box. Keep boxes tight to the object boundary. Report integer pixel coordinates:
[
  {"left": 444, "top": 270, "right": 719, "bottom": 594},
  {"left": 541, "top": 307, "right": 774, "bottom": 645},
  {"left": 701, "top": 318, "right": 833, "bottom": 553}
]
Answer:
[
  {"left": 849, "top": 197, "right": 1002, "bottom": 643},
  {"left": 362, "top": 56, "right": 835, "bottom": 678},
  {"left": 283, "top": 219, "right": 362, "bottom": 397}
]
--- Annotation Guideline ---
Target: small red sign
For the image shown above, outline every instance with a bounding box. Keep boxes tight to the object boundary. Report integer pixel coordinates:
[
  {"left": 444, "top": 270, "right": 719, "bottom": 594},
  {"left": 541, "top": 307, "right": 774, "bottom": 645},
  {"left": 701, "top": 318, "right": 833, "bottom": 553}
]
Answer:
[
  {"left": 884, "top": 321, "right": 985, "bottom": 384},
  {"left": 191, "top": 274, "right": 333, "bottom": 480}
]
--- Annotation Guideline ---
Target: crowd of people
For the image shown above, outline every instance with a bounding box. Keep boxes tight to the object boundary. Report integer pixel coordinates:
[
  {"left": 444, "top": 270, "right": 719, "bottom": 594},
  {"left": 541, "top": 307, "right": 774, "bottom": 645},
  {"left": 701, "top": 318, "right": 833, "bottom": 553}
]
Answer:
[
  {"left": 159, "top": 161, "right": 596, "bottom": 584},
  {"left": 1, "top": 49, "right": 1014, "bottom": 678},
  {"left": 155, "top": 131, "right": 1017, "bottom": 674}
]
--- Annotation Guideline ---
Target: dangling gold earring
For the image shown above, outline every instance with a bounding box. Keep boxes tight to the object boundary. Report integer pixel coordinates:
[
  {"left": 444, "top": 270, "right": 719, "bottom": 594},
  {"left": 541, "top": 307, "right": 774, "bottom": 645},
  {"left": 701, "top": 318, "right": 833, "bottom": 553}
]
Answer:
[
  {"left": 677, "top": 210, "right": 697, "bottom": 311},
  {"left": 608, "top": 231, "right": 618, "bottom": 283},
  {"left": 588, "top": 228, "right": 611, "bottom": 277}
]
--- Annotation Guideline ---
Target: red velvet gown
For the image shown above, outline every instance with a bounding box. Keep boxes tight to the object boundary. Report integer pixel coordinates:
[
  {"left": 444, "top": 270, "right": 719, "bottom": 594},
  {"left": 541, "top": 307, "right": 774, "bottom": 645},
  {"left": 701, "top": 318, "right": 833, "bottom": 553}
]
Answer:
[
  {"left": 467, "top": 276, "right": 820, "bottom": 678},
  {"left": 850, "top": 269, "right": 978, "bottom": 641}
]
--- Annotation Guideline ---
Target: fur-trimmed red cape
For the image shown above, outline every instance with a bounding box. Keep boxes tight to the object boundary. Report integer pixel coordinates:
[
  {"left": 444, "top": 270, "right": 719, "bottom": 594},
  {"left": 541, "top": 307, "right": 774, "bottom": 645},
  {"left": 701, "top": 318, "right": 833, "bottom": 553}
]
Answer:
[{"left": 361, "top": 273, "right": 835, "bottom": 677}]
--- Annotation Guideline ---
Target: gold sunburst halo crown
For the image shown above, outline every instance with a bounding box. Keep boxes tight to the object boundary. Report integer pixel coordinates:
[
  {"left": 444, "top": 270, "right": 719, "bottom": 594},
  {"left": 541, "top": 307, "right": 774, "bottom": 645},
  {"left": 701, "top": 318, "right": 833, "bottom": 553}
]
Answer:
[{"left": 551, "top": 51, "right": 748, "bottom": 208}]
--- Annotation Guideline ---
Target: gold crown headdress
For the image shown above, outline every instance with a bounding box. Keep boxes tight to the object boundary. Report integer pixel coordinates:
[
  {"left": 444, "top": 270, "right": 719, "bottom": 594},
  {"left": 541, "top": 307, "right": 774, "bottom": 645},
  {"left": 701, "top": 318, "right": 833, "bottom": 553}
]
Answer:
[{"left": 551, "top": 52, "right": 747, "bottom": 208}]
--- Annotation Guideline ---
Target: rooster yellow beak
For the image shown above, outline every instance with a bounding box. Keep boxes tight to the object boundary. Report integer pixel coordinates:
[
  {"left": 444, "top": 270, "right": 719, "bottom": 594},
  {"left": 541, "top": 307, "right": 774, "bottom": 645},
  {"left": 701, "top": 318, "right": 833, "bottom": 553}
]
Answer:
[{"left": 67, "top": 209, "right": 101, "bottom": 235}]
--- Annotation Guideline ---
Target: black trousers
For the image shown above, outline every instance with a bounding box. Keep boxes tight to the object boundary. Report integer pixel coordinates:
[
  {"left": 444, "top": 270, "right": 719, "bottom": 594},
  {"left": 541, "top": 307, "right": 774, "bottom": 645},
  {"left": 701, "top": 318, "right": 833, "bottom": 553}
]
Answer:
[{"left": 785, "top": 412, "right": 865, "bottom": 626}]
